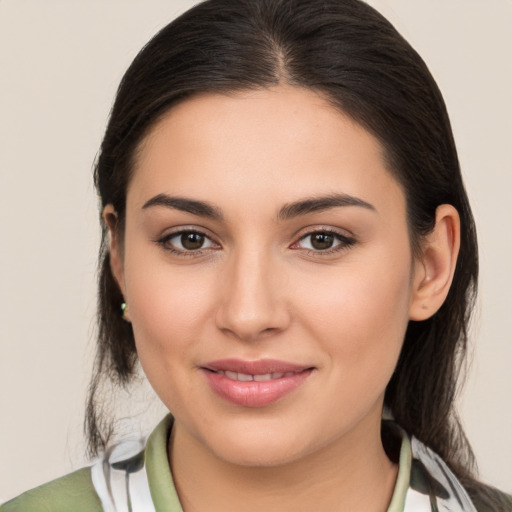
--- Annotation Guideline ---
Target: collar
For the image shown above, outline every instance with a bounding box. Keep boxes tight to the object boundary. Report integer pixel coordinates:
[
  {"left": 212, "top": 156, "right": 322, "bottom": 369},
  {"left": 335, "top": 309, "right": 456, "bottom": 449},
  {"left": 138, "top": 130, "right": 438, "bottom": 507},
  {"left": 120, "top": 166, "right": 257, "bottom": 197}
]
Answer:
[{"left": 91, "top": 415, "right": 476, "bottom": 512}]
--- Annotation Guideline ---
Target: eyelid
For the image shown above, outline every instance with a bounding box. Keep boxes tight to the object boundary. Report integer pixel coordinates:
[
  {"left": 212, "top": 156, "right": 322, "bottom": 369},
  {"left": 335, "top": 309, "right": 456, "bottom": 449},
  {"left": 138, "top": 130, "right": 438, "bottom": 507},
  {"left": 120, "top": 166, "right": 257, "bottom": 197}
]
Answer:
[
  {"left": 155, "top": 227, "right": 221, "bottom": 256},
  {"left": 290, "top": 227, "right": 357, "bottom": 254},
  {"left": 155, "top": 225, "right": 356, "bottom": 257}
]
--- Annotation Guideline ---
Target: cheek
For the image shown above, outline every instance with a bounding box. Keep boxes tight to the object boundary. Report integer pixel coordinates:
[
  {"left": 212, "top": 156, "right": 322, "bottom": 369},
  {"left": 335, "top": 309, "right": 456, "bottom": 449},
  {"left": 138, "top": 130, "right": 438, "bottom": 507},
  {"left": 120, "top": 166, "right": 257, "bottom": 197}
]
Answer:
[
  {"left": 293, "top": 252, "right": 412, "bottom": 385},
  {"left": 123, "top": 245, "right": 216, "bottom": 377}
]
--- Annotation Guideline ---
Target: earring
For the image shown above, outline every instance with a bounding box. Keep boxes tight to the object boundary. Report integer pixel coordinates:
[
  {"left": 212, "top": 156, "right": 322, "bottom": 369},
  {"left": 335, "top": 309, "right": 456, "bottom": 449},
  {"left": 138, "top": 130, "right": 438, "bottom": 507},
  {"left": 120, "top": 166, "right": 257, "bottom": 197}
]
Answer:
[{"left": 121, "top": 302, "right": 128, "bottom": 320}]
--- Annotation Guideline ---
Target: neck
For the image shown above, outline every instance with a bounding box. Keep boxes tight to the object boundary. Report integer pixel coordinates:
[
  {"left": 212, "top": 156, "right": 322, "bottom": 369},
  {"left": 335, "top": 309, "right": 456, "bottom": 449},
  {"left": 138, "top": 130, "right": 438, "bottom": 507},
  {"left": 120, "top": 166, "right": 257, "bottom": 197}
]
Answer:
[{"left": 169, "top": 414, "right": 398, "bottom": 512}]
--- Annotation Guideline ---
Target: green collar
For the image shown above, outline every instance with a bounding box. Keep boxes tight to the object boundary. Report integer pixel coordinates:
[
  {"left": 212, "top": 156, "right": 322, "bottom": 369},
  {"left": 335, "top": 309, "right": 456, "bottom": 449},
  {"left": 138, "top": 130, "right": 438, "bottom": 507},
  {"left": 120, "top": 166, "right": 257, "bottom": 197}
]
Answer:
[
  {"left": 144, "top": 415, "right": 411, "bottom": 512},
  {"left": 145, "top": 415, "right": 184, "bottom": 511}
]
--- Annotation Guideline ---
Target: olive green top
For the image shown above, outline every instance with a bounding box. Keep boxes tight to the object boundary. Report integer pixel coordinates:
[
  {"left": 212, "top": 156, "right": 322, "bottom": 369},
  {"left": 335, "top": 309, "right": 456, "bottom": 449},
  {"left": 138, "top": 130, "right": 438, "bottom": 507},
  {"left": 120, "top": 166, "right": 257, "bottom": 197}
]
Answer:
[{"left": 2, "top": 416, "right": 511, "bottom": 511}]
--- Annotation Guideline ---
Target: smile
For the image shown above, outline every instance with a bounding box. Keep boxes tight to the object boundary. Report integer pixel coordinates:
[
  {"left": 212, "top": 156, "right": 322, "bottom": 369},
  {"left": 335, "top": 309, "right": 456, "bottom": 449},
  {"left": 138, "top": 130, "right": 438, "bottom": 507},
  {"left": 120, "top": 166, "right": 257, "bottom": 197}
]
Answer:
[
  {"left": 214, "top": 370, "right": 300, "bottom": 381},
  {"left": 201, "top": 359, "right": 314, "bottom": 408}
]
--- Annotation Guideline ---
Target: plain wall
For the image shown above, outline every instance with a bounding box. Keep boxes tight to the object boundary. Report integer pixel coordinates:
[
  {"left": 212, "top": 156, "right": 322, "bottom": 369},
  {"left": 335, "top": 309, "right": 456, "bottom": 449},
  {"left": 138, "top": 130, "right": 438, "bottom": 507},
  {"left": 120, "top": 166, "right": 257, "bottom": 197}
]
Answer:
[{"left": 1, "top": 0, "right": 511, "bottom": 501}]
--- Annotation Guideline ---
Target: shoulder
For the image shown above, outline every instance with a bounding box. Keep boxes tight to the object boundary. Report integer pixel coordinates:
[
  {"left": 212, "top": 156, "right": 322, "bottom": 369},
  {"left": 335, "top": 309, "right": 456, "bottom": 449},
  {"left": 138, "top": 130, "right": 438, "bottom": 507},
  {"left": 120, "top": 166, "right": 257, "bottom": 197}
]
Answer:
[
  {"left": 469, "top": 482, "right": 512, "bottom": 512},
  {"left": 0, "top": 467, "right": 103, "bottom": 512},
  {"left": 389, "top": 422, "right": 512, "bottom": 512},
  {"left": 0, "top": 415, "right": 174, "bottom": 512}
]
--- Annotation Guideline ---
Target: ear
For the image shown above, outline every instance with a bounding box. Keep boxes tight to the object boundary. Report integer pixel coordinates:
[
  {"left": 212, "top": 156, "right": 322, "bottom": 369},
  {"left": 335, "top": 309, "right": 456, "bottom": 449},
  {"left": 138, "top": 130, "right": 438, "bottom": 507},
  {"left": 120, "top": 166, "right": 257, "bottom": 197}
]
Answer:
[
  {"left": 103, "top": 204, "right": 128, "bottom": 306},
  {"left": 409, "top": 204, "right": 460, "bottom": 321}
]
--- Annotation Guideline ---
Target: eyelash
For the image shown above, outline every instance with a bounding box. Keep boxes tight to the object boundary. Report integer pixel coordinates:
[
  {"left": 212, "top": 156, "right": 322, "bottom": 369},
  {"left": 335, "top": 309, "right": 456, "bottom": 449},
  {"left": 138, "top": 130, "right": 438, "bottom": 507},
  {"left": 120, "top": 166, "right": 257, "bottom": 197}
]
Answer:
[
  {"left": 292, "top": 228, "right": 356, "bottom": 255},
  {"left": 155, "top": 228, "right": 356, "bottom": 258},
  {"left": 155, "top": 229, "right": 220, "bottom": 258}
]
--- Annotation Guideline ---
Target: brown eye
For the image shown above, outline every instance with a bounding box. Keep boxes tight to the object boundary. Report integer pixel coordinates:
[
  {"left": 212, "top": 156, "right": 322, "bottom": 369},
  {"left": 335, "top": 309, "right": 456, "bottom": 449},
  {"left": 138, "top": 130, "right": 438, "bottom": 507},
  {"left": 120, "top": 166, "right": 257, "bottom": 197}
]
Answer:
[
  {"left": 294, "top": 230, "right": 356, "bottom": 254},
  {"left": 310, "top": 233, "right": 335, "bottom": 250},
  {"left": 158, "top": 229, "right": 218, "bottom": 254},
  {"left": 181, "top": 232, "right": 205, "bottom": 250}
]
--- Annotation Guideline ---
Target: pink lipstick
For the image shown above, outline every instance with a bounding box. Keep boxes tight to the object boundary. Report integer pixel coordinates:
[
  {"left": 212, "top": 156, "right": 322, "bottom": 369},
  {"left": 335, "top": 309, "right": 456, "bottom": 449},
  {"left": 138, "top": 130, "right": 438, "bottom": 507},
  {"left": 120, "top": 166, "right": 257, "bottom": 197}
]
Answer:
[{"left": 201, "top": 359, "right": 314, "bottom": 407}]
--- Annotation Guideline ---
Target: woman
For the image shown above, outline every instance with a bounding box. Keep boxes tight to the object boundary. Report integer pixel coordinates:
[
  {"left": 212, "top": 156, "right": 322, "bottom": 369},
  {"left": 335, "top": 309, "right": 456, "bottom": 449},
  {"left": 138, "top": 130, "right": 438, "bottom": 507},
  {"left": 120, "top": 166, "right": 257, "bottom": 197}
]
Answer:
[{"left": 2, "top": 0, "right": 510, "bottom": 510}]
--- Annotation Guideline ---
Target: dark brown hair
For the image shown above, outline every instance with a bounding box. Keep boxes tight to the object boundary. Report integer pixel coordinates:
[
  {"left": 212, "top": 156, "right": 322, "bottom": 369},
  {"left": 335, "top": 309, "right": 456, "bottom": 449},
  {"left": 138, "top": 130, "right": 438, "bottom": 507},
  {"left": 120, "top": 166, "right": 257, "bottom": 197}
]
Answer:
[{"left": 87, "top": 0, "right": 492, "bottom": 503}]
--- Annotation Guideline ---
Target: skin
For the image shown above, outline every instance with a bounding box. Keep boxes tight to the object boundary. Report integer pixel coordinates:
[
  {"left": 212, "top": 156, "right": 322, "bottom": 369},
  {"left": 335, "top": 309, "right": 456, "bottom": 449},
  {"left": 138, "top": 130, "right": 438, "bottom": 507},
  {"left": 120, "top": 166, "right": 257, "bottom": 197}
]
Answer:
[{"left": 106, "top": 86, "right": 460, "bottom": 512}]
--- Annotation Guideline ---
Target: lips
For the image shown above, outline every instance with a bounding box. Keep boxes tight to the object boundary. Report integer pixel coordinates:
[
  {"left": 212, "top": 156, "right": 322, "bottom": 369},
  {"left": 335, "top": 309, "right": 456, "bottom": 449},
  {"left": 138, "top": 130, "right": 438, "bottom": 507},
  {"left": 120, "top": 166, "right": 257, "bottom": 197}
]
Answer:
[
  {"left": 215, "top": 370, "right": 300, "bottom": 381},
  {"left": 201, "top": 359, "right": 314, "bottom": 408}
]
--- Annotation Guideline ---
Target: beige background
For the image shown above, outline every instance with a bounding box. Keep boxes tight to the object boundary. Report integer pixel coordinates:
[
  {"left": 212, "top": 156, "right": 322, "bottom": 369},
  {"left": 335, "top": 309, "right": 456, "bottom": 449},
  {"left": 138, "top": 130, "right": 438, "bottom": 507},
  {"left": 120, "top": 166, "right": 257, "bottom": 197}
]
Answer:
[{"left": 1, "top": 0, "right": 511, "bottom": 502}]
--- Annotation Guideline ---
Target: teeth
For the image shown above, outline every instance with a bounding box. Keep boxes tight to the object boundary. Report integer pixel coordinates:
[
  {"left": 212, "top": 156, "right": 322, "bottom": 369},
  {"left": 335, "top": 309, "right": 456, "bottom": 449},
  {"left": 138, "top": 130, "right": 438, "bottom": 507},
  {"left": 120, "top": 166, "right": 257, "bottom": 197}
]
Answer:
[
  {"left": 254, "top": 373, "right": 272, "bottom": 381},
  {"left": 219, "top": 371, "right": 297, "bottom": 381}
]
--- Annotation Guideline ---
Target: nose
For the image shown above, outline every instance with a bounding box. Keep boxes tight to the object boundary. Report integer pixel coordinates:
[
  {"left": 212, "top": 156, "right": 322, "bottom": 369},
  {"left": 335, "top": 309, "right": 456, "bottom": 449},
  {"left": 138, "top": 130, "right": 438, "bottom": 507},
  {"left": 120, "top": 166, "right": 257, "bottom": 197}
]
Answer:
[{"left": 215, "top": 247, "right": 291, "bottom": 342}]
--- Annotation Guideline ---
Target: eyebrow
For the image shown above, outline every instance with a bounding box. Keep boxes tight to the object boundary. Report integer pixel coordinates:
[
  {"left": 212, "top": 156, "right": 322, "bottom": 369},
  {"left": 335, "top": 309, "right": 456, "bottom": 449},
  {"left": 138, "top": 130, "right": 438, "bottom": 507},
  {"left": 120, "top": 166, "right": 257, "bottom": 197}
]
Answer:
[
  {"left": 142, "top": 192, "right": 376, "bottom": 221},
  {"left": 276, "top": 193, "right": 376, "bottom": 220},
  {"left": 142, "top": 194, "right": 224, "bottom": 219}
]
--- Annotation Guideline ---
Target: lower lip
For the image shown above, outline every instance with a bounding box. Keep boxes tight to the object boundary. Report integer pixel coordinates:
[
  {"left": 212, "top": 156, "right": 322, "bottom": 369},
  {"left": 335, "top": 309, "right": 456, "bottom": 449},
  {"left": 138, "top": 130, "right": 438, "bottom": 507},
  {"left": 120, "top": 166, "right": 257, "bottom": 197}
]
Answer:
[{"left": 202, "top": 369, "right": 313, "bottom": 407}]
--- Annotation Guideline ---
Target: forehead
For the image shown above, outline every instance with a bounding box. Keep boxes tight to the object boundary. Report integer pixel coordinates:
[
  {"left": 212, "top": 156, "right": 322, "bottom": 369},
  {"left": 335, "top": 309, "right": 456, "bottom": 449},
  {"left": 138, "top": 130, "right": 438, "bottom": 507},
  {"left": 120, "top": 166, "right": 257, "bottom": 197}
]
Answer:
[{"left": 128, "top": 86, "right": 405, "bottom": 218}]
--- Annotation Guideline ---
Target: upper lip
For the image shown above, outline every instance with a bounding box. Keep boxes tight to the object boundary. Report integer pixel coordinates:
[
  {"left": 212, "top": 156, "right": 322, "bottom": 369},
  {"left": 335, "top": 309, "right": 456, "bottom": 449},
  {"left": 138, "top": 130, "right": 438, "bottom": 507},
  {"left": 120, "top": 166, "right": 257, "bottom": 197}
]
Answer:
[{"left": 202, "top": 358, "right": 312, "bottom": 375}]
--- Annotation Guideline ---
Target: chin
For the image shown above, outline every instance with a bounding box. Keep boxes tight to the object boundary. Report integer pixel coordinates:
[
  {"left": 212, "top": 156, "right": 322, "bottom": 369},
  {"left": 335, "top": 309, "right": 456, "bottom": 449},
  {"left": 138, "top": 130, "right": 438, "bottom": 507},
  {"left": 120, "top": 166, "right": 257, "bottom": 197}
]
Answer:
[
  {"left": 197, "top": 417, "right": 325, "bottom": 468},
  {"left": 212, "top": 437, "right": 307, "bottom": 468}
]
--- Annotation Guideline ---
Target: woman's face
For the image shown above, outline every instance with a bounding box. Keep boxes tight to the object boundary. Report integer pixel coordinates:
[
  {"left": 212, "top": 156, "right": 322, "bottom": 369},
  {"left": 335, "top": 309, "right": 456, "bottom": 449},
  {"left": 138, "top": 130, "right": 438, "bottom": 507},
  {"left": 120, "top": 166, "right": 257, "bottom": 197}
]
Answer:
[{"left": 115, "top": 86, "right": 421, "bottom": 466}]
